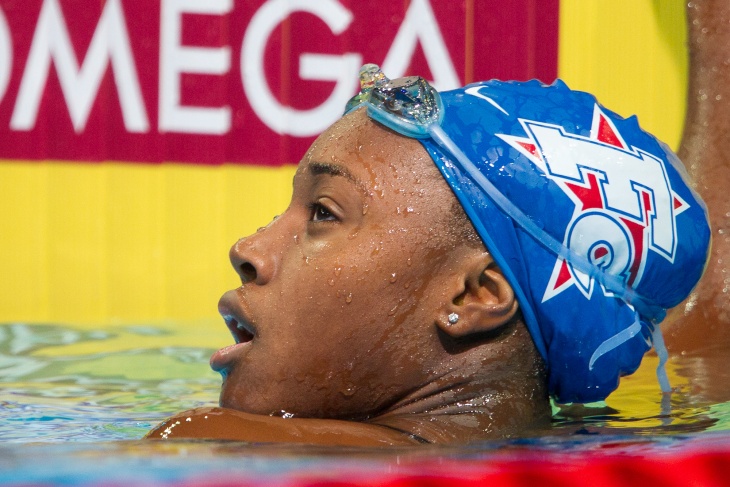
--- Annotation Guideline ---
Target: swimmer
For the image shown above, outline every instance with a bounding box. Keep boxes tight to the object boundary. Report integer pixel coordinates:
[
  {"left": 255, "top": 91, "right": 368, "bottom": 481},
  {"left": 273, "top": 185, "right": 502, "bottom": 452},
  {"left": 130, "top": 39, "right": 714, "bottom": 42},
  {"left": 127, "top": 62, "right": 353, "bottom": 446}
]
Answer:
[
  {"left": 145, "top": 59, "right": 713, "bottom": 445},
  {"left": 148, "top": 1, "right": 730, "bottom": 442}
]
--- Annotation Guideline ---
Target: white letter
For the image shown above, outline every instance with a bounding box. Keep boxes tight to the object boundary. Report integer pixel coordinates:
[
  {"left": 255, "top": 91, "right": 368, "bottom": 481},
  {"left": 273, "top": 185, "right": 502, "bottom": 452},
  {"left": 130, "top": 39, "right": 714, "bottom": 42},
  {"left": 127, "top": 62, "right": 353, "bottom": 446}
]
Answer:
[
  {"left": 11, "top": 0, "right": 148, "bottom": 133},
  {"left": 527, "top": 121, "right": 677, "bottom": 257},
  {"left": 0, "top": 7, "right": 11, "bottom": 105},
  {"left": 242, "top": 0, "right": 361, "bottom": 137},
  {"left": 382, "top": 0, "right": 459, "bottom": 91},
  {"left": 159, "top": 0, "right": 232, "bottom": 134}
]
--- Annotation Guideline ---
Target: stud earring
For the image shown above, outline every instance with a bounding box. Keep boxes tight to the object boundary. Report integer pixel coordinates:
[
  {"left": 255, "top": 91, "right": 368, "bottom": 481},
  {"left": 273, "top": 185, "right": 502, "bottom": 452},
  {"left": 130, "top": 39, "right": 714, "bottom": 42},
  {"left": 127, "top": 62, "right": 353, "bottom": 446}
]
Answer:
[{"left": 448, "top": 313, "right": 459, "bottom": 325}]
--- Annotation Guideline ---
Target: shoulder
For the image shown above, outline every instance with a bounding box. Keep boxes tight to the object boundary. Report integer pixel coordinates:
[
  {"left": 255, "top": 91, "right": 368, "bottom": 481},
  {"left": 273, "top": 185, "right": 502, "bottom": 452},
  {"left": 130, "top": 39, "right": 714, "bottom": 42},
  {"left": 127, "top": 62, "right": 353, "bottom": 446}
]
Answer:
[{"left": 145, "top": 407, "right": 422, "bottom": 447}]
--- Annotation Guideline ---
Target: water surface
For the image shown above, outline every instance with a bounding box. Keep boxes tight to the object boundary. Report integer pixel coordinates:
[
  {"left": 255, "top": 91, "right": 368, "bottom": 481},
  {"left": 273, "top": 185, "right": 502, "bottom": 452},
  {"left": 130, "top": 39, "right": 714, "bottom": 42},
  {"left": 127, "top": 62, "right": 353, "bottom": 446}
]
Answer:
[{"left": 2, "top": 323, "right": 729, "bottom": 485}]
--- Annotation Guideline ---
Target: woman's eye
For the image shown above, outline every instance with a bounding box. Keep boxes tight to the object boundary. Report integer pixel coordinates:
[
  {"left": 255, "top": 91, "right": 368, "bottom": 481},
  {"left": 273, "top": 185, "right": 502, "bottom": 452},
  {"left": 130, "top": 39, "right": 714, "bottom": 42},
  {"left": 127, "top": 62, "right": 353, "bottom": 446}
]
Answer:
[{"left": 310, "top": 203, "right": 337, "bottom": 222}]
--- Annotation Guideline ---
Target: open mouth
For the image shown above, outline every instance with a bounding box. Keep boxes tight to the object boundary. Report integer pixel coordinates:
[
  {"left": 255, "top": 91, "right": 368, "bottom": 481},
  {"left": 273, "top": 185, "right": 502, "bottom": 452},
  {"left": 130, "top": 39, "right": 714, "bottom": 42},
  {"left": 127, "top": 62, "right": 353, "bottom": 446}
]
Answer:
[{"left": 223, "top": 315, "right": 255, "bottom": 344}]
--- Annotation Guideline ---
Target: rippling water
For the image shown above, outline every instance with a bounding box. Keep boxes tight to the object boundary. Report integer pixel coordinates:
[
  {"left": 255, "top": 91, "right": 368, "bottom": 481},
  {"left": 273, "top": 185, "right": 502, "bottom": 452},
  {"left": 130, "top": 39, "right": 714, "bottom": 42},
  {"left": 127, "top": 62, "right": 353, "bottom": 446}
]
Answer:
[
  {"left": 2, "top": 322, "right": 730, "bottom": 485},
  {"left": 0, "top": 323, "right": 221, "bottom": 443}
]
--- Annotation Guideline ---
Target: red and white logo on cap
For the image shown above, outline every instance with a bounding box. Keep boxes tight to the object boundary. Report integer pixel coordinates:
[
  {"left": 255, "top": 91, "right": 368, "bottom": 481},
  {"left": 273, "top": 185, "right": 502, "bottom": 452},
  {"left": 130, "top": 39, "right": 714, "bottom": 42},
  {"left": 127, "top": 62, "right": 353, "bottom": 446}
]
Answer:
[{"left": 498, "top": 105, "right": 689, "bottom": 302}]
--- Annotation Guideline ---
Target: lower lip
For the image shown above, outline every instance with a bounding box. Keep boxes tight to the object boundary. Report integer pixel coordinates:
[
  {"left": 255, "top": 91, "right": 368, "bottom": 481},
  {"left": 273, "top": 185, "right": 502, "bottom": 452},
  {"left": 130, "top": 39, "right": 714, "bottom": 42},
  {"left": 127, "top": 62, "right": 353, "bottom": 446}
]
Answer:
[{"left": 210, "top": 342, "right": 250, "bottom": 372}]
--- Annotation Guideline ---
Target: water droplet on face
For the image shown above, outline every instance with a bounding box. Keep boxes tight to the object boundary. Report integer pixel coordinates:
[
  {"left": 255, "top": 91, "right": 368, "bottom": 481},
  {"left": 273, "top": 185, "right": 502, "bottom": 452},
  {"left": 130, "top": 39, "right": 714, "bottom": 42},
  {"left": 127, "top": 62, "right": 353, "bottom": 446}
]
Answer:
[
  {"left": 340, "top": 385, "right": 356, "bottom": 397},
  {"left": 406, "top": 207, "right": 414, "bottom": 213},
  {"left": 334, "top": 266, "right": 342, "bottom": 276},
  {"left": 362, "top": 204, "right": 369, "bottom": 215},
  {"left": 406, "top": 258, "right": 412, "bottom": 267},
  {"left": 345, "top": 293, "right": 353, "bottom": 304},
  {"left": 328, "top": 279, "right": 335, "bottom": 286},
  {"left": 304, "top": 256, "right": 311, "bottom": 265},
  {"left": 293, "top": 234, "right": 299, "bottom": 244},
  {"left": 403, "top": 282, "right": 411, "bottom": 289},
  {"left": 389, "top": 273, "right": 397, "bottom": 283}
]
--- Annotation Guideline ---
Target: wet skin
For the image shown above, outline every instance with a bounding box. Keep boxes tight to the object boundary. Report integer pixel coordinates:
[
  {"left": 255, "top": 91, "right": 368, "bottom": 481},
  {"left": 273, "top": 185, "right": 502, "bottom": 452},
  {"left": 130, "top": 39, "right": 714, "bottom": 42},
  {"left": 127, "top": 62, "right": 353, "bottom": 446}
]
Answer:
[{"left": 147, "top": 109, "right": 548, "bottom": 445}]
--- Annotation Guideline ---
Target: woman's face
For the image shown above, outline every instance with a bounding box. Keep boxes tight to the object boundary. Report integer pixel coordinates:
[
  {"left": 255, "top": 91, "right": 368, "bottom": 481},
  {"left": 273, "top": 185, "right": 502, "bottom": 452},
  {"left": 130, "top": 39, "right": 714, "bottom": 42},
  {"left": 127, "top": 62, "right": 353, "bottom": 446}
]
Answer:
[{"left": 211, "top": 109, "right": 480, "bottom": 419}]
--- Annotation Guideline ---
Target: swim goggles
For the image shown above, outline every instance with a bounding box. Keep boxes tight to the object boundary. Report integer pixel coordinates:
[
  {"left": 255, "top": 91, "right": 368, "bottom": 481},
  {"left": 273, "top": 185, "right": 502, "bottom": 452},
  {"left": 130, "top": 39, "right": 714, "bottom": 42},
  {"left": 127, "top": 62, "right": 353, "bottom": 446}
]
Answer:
[{"left": 344, "top": 64, "right": 667, "bottom": 327}]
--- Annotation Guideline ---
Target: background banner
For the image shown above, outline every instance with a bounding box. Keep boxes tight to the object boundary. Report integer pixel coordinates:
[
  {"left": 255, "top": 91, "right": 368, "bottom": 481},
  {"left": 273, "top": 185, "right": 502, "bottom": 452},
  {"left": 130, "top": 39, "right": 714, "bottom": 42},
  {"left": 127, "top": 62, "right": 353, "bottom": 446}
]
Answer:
[
  {"left": 0, "top": 0, "right": 687, "bottom": 326},
  {"left": 0, "top": 0, "right": 557, "bottom": 164}
]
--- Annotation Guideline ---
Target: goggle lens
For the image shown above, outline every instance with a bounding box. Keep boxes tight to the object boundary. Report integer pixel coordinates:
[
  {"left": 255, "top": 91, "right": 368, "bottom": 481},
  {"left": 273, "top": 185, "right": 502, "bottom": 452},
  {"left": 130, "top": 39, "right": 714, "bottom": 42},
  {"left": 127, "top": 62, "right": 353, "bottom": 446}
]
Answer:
[{"left": 345, "top": 65, "right": 442, "bottom": 138}]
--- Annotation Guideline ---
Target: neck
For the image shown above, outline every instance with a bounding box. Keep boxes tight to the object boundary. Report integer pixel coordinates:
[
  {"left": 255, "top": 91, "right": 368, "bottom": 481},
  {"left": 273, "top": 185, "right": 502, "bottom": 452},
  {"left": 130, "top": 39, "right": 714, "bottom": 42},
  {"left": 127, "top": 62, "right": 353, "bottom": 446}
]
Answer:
[{"left": 369, "top": 320, "right": 550, "bottom": 443}]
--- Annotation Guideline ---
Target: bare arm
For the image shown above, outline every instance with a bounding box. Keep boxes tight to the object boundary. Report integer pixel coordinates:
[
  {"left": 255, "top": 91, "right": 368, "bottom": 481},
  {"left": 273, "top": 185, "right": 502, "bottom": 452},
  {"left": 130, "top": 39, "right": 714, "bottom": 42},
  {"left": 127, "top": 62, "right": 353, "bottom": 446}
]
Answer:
[
  {"left": 144, "top": 407, "right": 422, "bottom": 447},
  {"left": 665, "top": 0, "right": 730, "bottom": 353}
]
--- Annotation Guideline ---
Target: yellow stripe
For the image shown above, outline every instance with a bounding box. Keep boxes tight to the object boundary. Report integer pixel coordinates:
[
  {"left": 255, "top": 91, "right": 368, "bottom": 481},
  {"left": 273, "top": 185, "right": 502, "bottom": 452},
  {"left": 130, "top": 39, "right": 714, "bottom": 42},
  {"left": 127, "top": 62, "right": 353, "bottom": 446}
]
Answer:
[
  {"left": 558, "top": 0, "right": 687, "bottom": 149},
  {"left": 0, "top": 161, "right": 296, "bottom": 326}
]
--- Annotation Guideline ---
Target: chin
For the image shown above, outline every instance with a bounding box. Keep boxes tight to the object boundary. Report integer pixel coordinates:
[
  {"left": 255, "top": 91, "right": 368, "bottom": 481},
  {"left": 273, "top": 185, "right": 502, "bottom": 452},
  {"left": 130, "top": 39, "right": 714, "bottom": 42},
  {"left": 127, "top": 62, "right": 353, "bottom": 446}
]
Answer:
[
  {"left": 218, "top": 383, "right": 289, "bottom": 416},
  {"left": 218, "top": 380, "right": 254, "bottom": 413}
]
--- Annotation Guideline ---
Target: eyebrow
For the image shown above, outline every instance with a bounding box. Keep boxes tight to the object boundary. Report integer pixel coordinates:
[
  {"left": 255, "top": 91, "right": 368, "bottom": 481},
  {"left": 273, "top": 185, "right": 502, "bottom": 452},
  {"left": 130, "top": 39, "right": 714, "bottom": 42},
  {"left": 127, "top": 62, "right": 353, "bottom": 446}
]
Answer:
[{"left": 307, "top": 161, "right": 368, "bottom": 194}]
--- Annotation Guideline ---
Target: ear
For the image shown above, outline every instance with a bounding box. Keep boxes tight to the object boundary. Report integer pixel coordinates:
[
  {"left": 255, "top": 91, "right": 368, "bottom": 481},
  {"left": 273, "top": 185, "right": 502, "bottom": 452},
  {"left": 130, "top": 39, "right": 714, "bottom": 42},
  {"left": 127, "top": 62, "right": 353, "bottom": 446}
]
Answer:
[{"left": 437, "top": 252, "right": 519, "bottom": 338}]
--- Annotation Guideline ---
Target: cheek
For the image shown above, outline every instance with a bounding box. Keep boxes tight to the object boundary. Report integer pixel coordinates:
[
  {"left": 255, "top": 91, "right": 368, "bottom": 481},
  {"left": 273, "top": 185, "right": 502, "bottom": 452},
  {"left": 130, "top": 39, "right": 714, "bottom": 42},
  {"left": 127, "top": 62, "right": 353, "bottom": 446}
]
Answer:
[
  {"left": 272, "top": 243, "right": 422, "bottom": 357},
  {"left": 307, "top": 225, "right": 452, "bottom": 324},
  {"left": 309, "top": 248, "right": 409, "bottom": 319}
]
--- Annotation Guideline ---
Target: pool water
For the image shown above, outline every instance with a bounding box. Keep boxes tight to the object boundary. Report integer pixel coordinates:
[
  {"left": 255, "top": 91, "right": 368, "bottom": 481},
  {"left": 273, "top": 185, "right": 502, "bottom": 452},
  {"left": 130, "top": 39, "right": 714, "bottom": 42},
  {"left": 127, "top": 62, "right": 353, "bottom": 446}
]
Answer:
[
  {"left": 2, "top": 323, "right": 730, "bottom": 485},
  {"left": 0, "top": 323, "right": 222, "bottom": 442}
]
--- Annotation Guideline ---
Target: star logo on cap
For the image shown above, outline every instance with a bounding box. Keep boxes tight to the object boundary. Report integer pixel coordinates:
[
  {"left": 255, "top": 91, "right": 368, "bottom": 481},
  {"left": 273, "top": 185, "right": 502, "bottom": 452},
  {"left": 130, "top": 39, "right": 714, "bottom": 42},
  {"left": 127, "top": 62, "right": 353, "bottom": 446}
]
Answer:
[{"left": 498, "top": 105, "right": 689, "bottom": 302}]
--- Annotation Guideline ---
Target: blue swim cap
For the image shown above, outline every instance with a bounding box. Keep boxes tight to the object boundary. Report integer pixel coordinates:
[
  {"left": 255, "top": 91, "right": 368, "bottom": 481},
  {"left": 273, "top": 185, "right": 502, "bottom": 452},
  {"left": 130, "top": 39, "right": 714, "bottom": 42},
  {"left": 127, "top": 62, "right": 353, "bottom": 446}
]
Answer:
[{"left": 418, "top": 79, "right": 711, "bottom": 403}]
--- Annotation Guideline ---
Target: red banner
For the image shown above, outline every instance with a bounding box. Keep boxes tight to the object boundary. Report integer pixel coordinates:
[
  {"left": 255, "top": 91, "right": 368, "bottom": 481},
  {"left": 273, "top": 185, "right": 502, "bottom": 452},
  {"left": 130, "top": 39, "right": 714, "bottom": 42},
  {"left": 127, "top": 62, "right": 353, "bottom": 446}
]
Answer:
[{"left": 0, "top": 0, "right": 558, "bottom": 165}]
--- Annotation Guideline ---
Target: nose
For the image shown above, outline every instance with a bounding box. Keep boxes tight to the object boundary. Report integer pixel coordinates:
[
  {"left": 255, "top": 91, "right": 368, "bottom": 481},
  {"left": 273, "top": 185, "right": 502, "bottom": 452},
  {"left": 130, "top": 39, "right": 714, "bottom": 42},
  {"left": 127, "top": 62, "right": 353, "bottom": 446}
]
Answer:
[{"left": 229, "top": 230, "right": 280, "bottom": 286}]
